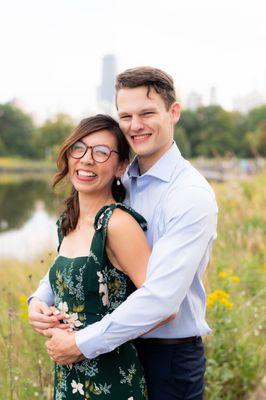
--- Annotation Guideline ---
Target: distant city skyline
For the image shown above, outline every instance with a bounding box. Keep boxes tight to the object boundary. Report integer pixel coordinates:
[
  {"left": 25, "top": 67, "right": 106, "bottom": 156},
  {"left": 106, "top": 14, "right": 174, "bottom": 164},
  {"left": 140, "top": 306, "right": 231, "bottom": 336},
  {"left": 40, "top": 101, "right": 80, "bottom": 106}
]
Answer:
[
  {"left": 7, "top": 81, "right": 266, "bottom": 122},
  {"left": 1, "top": 0, "right": 266, "bottom": 121}
]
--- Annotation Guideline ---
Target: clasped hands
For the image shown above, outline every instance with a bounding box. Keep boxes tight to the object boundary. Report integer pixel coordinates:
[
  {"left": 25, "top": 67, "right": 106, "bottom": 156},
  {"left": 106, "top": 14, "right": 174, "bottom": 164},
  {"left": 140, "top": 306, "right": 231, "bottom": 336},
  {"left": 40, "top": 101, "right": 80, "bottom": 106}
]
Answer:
[{"left": 28, "top": 298, "right": 85, "bottom": 365}]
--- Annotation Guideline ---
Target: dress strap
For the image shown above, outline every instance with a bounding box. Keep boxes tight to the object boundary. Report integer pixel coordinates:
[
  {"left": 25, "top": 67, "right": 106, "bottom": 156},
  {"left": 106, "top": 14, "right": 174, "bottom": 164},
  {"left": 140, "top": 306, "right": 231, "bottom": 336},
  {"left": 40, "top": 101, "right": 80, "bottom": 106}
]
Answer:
[
  {"left": 56, "top": 212, "right": 65, "bottom": 252},
  {"left": 94, "top": 203, "right": 147, "bottom": 232},
  {"left": 92, "top": 203, "right": 147, "bottom": 264}
]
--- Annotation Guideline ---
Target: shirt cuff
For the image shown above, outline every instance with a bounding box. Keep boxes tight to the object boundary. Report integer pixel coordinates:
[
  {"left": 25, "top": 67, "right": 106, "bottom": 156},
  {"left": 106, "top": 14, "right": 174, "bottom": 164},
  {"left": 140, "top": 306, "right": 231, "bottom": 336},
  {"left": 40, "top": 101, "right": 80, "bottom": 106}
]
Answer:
[{"left": 75, "top": 319, "right": 111, "bottom": 359}]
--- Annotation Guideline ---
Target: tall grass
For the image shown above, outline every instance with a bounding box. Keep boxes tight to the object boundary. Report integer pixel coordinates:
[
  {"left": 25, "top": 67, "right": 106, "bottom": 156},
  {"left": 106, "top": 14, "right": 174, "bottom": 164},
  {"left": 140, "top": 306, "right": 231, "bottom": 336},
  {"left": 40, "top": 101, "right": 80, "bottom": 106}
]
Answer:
[
  {"left": 0, "top": 173, "right": 265, "bottom": 399},
  {"left": 0, "top": 256, "right": 54, "bottom": 399},
  {"left": 204, "top": 173, "right": 266, "bottom": 399}
]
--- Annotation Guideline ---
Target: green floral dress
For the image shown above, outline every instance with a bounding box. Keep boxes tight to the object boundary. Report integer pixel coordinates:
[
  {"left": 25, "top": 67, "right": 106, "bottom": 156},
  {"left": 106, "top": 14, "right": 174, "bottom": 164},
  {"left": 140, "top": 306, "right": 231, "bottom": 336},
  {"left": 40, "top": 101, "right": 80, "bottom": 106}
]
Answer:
[{"left": 49, "top": 203, "right": 148, "bottom": 400}]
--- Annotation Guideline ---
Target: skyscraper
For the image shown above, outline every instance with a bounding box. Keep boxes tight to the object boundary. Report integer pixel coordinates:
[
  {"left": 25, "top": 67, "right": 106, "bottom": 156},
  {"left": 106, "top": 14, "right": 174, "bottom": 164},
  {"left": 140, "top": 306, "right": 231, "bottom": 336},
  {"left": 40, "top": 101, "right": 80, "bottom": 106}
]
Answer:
[
  {"left": 186, "top": 91, "right": 202, "bottom": 111},
  {"left": 97, "top": 54, "right": 117, "bottom": 113},
  {"left": 209, "top": 86, "right": 218, "bottom": 105}
]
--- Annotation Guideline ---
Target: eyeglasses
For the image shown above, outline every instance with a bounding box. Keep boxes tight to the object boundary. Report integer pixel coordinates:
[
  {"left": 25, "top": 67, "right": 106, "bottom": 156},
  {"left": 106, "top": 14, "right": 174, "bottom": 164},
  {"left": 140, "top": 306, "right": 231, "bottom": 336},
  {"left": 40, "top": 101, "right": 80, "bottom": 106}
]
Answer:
[{"left": 69, "top": 140, "right": 119, "bottom": 163}]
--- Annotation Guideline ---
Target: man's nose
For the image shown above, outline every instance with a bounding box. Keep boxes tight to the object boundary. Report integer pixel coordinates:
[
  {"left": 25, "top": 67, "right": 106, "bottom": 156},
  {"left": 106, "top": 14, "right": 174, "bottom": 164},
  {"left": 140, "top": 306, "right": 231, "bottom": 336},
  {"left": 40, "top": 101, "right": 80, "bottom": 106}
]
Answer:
[{"left": 131, "top": 116, "right": 144, "bottom": 132}]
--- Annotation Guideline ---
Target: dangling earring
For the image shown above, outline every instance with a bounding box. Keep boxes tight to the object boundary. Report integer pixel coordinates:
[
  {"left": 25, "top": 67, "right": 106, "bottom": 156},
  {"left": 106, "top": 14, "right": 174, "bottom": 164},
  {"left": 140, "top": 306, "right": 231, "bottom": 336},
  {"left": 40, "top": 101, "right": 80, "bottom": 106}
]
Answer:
[{"left": 116, "top": 177, "right": 121, "bottom": 186}]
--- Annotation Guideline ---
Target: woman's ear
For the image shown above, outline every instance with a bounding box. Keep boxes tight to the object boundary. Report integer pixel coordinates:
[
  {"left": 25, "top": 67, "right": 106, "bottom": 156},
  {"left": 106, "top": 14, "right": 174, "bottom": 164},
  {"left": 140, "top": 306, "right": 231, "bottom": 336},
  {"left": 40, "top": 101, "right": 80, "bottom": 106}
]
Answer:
[{"left": 116, "top": 159, "right": 129, "bottom": 179}]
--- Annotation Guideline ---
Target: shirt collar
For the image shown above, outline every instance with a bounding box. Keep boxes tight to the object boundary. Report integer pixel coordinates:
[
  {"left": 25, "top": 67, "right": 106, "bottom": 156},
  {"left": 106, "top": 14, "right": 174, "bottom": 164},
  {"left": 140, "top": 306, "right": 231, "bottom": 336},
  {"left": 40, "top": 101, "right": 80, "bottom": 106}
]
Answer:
[{"left": 127, "top": 142, "right": 182, "bottom": 182}]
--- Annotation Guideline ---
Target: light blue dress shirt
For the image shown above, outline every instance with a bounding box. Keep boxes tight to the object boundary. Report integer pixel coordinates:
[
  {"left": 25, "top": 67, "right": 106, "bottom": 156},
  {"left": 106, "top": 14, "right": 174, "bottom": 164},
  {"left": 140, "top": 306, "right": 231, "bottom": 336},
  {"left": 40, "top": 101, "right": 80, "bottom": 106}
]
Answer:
[{"left": 31, "top": 143, "right": 218, "bottom": 359}]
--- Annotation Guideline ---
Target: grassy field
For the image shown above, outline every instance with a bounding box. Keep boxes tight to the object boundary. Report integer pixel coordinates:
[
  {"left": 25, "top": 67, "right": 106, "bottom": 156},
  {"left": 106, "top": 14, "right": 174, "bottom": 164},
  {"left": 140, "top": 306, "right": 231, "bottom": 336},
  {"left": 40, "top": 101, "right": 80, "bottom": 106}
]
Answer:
[
  {"left": 0, "top": 157, "right": 55, "bottom": 173},
  {"left": 0, "top": 173, "right": 265, "bottom": 399}
]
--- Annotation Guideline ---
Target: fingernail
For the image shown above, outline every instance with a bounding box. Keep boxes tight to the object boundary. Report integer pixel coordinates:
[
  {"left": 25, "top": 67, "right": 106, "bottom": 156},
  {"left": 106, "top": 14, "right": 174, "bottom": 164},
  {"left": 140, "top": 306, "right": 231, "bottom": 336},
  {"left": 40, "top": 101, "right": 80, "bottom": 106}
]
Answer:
[
  {"left": 64, "top": 313, "right": 69, "bottom": 318},
  {"left": 53, "top": 310, "right": 60, "bottom": 315}
]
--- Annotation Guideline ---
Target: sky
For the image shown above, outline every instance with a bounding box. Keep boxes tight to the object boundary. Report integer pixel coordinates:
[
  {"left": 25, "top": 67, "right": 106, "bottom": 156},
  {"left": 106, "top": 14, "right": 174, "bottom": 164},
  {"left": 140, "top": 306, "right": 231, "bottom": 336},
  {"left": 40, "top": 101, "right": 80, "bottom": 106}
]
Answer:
[{"left": 1, "top": 0, "right": 266, "bottom": 122}]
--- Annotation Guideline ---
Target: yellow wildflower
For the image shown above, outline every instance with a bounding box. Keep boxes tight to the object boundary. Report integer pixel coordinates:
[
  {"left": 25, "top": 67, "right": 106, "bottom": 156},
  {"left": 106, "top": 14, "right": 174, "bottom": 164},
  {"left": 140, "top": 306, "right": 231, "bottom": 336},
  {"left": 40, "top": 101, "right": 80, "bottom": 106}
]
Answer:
[
  {"left": 230, "top": 276, "right": 240, "bottom": 283},
  {"left": 215, "top": 290, "right": 229, "bottom": 300},
  {"left": 218, "top": 271, "right": 227, "bottom": 278},
  {"left": 219, "top": 298, "right": 234, "bottom": 308},
  {"left": 207, "top": 289, "right": 234, "bottom": 309},
  {"left": 19, "top": 294, "right": 28, "bottom": 320}
]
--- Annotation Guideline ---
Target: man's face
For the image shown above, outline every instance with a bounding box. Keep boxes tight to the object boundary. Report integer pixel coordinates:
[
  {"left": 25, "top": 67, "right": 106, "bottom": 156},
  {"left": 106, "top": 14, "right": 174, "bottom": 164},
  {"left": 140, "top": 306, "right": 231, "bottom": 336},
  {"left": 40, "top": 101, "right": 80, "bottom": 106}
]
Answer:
[{"left": 117, "top": 86, "right": 180, "bottom": 171}]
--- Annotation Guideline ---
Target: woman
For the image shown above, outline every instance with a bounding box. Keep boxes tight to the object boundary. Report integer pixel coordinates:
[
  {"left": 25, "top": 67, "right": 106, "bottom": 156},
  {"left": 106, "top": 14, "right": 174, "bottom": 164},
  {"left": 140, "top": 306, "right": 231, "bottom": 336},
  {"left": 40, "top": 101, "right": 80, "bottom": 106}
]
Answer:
[{"left": 39, "top": 114, "right": 150, "bottom": 399}]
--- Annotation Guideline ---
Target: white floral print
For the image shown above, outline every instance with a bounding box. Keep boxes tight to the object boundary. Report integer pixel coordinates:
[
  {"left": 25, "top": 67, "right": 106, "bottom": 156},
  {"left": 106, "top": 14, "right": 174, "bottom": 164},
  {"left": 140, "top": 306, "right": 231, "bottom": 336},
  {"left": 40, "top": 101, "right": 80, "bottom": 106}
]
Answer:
[
  {"left": 97, "top": 271, "right": 109, "bottom": 307},
  {"left": 67, "top": 312, "right": 83, "bottom": 328},
  {"left": 71, "top": 380, "right": 84, "bottom": 395},
  {"left": 57, "top": 301, "right": 68, "bottom": 314}
]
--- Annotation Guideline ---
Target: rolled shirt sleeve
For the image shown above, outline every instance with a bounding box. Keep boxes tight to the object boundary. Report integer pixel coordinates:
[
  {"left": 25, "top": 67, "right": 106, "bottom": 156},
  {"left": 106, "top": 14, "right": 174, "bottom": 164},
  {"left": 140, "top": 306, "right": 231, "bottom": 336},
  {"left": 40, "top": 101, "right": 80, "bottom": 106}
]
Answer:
[{"left": 28, "top": 270, "right": 54, "bottom": 306}]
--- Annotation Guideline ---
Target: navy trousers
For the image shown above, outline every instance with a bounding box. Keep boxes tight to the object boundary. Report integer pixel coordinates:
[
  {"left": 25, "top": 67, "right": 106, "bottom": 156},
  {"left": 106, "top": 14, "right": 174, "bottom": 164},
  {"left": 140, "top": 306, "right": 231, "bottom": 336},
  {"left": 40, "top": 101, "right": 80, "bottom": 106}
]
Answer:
[{"left": 135, "top": 337, "right": 206, "bottom": 400}]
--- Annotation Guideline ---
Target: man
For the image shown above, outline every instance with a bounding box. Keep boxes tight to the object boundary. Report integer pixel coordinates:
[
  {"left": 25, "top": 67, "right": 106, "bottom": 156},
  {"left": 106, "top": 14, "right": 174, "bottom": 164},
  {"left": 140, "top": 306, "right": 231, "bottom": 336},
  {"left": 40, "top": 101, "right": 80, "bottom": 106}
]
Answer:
[{"left": 29, "top": 67, "right": 218, "bottom": 399}]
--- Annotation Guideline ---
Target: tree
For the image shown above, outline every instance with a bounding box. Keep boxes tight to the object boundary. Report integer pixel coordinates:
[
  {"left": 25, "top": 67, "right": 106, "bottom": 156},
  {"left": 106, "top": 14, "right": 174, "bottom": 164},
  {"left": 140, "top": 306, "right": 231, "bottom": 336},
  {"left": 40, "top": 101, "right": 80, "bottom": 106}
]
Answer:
[
  {"left": 0, "top": 103, "right": 37, "bottom": 157},
  {"left": 174, "top": 127, "right": 191, "bottom": 158},
  {"left": 37, "top": 113, "right": 75, "bottom": 159},
  {"left": 178, "top": 110, "right": 201, "bottom": 156},
  {"left": 191, "top": 106, "right": 237, "bottom": 157},
  {"left": 245, "top": 121, "right": 266, "bottom": 157},
  {"left": 246, "top": 105, "right": 266, "bottom": 131}
]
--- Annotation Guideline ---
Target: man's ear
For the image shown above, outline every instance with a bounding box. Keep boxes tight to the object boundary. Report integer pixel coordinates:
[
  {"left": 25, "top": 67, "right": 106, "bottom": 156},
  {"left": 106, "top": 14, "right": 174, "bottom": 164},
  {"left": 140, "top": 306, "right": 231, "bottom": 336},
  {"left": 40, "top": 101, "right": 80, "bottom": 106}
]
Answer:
[{"left": 170, "top": 102, "right": 181, "bottom": 124}]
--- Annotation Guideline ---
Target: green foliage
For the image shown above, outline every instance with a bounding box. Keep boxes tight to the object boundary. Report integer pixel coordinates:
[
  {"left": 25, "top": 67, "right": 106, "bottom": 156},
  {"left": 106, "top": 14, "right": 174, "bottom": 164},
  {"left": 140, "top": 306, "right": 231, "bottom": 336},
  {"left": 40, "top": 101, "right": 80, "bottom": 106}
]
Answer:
[
  {"left": 189, "top": 106, "right": 236, "bottom": 157},
  {"left": 178, "top": 103, "right": 266, "bottom": 158},
  {"left": 174, "top": 127, "right": 191, "bottom": 158},
  {"left": 1, "top": 100, "right": 266, "bottom": 159},
  {"left": 36, "top": 113, "right": 75, "bottom": 159},
  {"left": 246, "top": 104, "right": 266, "bottom": 131},
  {"left": 245, "top": 121, "right": 266, "bottom": 157},
  {"left": 0, "top": 103, "right": 37, "bottom": 158}
]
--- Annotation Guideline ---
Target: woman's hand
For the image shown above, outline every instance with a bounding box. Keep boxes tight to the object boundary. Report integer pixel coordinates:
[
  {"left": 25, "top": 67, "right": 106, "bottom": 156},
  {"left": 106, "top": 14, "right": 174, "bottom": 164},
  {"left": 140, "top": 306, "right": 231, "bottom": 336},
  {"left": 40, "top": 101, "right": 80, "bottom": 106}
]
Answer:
[{"left": 28, "top": 298, "right": 69, "bottom": 335}]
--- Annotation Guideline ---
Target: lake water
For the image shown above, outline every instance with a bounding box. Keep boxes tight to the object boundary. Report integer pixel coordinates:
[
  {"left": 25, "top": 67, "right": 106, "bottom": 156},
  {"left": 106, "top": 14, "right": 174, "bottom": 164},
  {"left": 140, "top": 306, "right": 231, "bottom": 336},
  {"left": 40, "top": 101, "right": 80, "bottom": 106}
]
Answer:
[
  {"left": 0, "top": 174, "right": 64, "bottom": 260},
  {"left": 1, "top": 161, "right": 262, "bottom": 261}
]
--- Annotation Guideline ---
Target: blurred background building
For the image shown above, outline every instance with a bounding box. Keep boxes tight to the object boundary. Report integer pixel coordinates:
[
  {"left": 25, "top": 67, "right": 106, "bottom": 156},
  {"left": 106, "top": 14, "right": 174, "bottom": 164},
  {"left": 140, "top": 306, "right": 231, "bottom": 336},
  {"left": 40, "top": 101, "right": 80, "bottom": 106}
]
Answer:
[{"left": 97, "top": 54, "right": 117, "bottom": 114}]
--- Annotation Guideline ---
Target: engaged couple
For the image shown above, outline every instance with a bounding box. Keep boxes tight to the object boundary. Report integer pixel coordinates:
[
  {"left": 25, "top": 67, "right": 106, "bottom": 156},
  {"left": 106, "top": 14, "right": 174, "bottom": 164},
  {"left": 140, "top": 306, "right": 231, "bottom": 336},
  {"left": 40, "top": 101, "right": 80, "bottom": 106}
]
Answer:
[{"left": 28, "top": 66, "right": 218, "bottom": 400}]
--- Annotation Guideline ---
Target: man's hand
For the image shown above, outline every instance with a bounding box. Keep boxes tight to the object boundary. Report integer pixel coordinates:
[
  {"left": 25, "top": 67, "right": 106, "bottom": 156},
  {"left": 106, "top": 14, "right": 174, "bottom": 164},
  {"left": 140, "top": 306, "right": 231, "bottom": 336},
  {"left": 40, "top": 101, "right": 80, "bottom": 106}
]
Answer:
[
  {"left": 44, "top": 328, "right": 85, "bottom": 365},
  {"left": 28, "top": 298, "right": 68, "bottom": 335}
]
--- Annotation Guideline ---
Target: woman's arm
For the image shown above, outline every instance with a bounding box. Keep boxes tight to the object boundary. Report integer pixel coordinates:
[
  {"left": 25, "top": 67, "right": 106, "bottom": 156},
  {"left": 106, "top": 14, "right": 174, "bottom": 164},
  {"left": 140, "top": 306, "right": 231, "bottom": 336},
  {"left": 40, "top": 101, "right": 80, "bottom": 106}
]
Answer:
[
  {"left": 106, "top": 209, "right": 151, "bottom": 288},
  {"left": 106, "top": 209, "right": 176, "bottom": 329}
]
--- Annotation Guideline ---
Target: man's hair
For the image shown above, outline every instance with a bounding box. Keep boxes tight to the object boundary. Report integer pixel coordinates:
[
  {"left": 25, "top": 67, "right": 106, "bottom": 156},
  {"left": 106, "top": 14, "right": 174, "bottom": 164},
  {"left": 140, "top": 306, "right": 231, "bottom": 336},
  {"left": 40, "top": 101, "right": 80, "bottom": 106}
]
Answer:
[{"left": 115, "top": 66, "right": 176, "bottom": 110}]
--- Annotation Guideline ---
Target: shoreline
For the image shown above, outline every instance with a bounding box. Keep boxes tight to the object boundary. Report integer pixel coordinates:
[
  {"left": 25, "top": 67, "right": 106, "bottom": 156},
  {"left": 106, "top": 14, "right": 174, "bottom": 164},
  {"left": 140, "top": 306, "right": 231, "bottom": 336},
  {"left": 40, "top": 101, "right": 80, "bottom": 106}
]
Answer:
[{"left": 0, "top": 157, "right": 265, "bottom": 182}]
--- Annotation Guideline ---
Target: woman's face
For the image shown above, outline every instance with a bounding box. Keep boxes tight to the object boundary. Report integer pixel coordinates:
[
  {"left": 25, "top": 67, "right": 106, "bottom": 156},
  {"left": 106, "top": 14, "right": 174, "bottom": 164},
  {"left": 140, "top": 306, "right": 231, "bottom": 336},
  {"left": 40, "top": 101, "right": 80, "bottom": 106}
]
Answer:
[{"left": 68, "top": 129, "right": 124, "bottom": 197}]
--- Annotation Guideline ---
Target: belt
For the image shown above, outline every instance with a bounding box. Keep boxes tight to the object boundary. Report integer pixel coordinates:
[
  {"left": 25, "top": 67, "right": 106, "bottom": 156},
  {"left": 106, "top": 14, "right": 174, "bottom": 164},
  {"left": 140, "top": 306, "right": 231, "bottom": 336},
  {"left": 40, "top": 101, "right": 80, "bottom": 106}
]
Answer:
[{"left": 134, "top": 336, "right": 199, "bottom": 345}]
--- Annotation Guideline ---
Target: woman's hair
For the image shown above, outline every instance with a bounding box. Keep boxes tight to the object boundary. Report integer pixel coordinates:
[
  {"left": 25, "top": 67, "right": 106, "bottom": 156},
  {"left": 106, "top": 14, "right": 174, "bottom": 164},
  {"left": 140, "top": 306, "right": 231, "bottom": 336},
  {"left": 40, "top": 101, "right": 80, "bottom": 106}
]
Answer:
[
  {"left": 115, "top": 66, "right": 176, "bottom": 110},
  {"left": 52, "top": 114, "right": 130, "bottom": 236}
]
